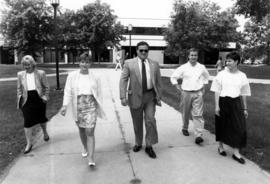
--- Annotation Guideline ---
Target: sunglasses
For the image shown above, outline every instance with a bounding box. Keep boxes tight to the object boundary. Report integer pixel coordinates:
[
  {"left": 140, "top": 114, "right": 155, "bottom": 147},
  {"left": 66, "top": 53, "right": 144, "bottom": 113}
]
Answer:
[{"left": 139, "top": 49, "right": 149, "bottom": 53}]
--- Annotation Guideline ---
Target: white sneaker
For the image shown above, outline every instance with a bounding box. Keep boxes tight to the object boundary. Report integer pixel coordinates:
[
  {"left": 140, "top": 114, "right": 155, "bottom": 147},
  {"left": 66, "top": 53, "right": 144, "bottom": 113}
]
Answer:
[{"left": 81, "top": 151, "right": 88, "bottom": 158}]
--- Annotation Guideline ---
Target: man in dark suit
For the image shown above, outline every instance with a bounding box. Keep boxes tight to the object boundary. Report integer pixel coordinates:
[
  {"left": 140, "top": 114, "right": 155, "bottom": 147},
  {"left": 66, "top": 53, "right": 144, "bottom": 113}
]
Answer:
[{"left": 119, "top": 41, "right": 162, "bottom": 158}]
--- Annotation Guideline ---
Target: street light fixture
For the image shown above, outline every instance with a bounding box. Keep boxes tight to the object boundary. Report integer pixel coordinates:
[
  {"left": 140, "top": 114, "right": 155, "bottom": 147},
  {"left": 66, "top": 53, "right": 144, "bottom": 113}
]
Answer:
[
  {"left": 51, "top": 0, "right": 60, "bottom": 90},
  {"left": 128, "top": 24, "right": 132, "bottom": 59}
]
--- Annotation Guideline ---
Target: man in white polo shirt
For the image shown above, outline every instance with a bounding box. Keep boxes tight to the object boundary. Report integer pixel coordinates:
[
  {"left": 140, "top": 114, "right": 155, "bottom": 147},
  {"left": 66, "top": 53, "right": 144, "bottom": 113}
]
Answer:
[{"left": 170, "top": 48, "right": 209, "bottom": 145}]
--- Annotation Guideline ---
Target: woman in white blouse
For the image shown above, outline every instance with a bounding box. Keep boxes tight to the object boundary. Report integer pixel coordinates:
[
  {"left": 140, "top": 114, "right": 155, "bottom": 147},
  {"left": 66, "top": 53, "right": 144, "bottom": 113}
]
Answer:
[
  {"left": 60, "top": 53, "right": 106, "bottom": 167},
  {"left": 17, "top": 55, "right": 50, "bottom": 154},
  {"left": 211, "top": 51, "right": 251, "bottom": 164}
]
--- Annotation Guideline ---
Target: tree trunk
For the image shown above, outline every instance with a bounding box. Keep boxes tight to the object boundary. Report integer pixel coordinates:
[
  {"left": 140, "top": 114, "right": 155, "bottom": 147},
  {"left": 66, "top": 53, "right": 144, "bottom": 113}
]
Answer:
[
  {"left": 92, "top": 51, "right": 96, "bottom": 63},
  {"left": 98, "top": 52, "right": 101, "bottom": 64}
]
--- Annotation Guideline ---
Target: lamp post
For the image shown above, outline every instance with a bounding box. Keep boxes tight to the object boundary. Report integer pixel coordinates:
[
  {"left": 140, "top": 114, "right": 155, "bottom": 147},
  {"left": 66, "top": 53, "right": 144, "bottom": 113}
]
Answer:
[
  {"left": 128, "top": 24, "right": 132, "bottom": 59},
  {"left": 51, "top": 0, "right": 60, "bottom": 90}
]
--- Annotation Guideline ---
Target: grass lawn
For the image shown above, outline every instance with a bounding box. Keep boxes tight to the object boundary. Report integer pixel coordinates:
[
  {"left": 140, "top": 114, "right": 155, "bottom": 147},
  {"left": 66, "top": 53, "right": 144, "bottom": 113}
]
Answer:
[
  {"left": 2, "top": 63, "right": 270, "bottom": 79},
  {"left": 206, "top": 65, "right": 270, "bottom": 79},
  {"left": 161, "top": 77, "right": 270, "bottom": 172},
  {"left": 0, "top": 64, "right": 67, "bottom": 78},
  {"left": 239, "top": 65, "right": 270, "bottom": 79},
  {"left": 38, "top": 63, "right": 116, "bottom": 69},
  {"left": 0, "top": 63, "right": 115, "bottom": 78},
  {"left": 0, "top": 74, "right": 67, "bottom": 176}
]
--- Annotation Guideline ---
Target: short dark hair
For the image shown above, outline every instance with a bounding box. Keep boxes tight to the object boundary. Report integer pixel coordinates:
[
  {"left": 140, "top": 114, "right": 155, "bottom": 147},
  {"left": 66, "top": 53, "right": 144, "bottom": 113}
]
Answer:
[
  {"left": 226, "top": 51, "right": 240, "bottom": 65},
  {"left": 136, "top": 41, "right": 150, "bottom": 50},
  {"left": 188, "top": 48, "right": 199, "bottom": 56},
  {"left": 78, "top": 52, "right": 92, "bottom": 63}
]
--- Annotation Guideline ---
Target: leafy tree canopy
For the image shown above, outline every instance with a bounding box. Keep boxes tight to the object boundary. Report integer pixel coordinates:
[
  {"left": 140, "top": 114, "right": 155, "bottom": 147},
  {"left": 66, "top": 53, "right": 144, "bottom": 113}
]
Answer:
[
  {"left": 241, "top": 15, "right": 270, "bottom": 62},
  {"left": 0, "top": 0, "right": 125, "bottom": 62},
  {"left": 164, "top": 0, "right": 240, "bottom": 57},
  {"left": 75, "top": 0, "right": 124, "bottom": 52},
  {"left": 0, "top": 0, "right": 54, "bottom": 56},
  {"left": 235, "top": 0, "right": 270, "bottom": 22}
]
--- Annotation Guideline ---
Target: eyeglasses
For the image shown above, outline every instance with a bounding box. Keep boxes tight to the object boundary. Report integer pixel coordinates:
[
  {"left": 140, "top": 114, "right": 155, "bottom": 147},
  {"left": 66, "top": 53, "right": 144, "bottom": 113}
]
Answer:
[{"left": 139, "top": 49, "right": 148, "bottom": 53}]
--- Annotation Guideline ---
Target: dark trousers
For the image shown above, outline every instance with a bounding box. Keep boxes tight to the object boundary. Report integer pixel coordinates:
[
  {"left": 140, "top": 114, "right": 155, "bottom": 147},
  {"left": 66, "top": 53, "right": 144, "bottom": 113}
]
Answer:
[{"left": 129, "top": 90, "right": 158, "bottom": 146}]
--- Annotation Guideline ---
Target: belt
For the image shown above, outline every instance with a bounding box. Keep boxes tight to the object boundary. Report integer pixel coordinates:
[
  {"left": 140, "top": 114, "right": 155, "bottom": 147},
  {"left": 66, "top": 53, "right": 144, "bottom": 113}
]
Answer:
[{"left": 183, "top": 88, "right": 202, "bottom": 92}]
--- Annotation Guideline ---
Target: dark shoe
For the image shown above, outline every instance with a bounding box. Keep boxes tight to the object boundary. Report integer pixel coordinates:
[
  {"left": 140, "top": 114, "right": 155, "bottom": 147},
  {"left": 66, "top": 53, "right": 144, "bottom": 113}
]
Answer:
[
  {"left": 44, "top": 135, "right": 50, "bottom": 142},
  {"left": 218, "top": 147, "right": 227, "bottom": 156},
  {"left": 24, "top": 145, "right": 33, "bottom": 154},
  {"left": 195, "top": 137, "right": 204, "bottom": 145},
  {"left": 182, "top": 129, "right": 189, "bottom": 136},
  {"left": 133, "top": 145, "right": 142, "bottom": 152},
  {"left": 88, "top": 162, "right": 96, "bottom": 167},
  {"left": 145, "top": 147, "right": 156, "bottom": 159},
  {"left": 232, "top": 154, "right": 245, "bottom": 164}
]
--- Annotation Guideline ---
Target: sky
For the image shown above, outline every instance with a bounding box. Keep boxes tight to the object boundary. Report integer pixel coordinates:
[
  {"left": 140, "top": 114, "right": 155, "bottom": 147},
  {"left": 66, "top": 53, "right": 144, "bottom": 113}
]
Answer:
[
  {"left": 60, "top": 0, "right": 246, "bottom": 31},
  {"left": 60, "top": 0, "right": 235, "bottom": 18}
]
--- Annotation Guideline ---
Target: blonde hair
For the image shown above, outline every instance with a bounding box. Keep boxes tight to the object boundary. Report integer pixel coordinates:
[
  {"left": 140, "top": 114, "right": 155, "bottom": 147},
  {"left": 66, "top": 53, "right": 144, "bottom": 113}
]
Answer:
[{"left": 21, "top": 55, "right": 36, "bottom": 68}]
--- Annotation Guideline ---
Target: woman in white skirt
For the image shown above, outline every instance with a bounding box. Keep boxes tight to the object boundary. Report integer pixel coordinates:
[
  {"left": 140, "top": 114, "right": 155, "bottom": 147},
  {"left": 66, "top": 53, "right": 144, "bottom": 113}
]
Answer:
[
  {"left": 60, "top": 53, "right": 106, "bottom": 166},
  {"left": 211, "top": 51, "right": 251, "bottom": 164}
]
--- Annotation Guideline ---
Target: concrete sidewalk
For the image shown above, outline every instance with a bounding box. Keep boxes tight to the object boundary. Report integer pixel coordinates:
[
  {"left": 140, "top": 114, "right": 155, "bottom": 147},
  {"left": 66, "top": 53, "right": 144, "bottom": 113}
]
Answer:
[{"left": 1, "top": 69, "right": 270, "bottom": 184}]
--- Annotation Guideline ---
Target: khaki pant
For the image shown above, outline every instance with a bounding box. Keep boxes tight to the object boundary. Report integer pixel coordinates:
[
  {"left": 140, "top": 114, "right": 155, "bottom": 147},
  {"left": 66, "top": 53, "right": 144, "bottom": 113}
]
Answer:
[{"left": 180, "top": 90, "right": 204, "bottom": 137}]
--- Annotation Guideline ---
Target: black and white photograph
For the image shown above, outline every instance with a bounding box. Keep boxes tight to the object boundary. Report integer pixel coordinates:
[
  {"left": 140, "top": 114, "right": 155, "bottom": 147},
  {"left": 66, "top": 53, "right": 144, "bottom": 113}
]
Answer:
[{"left": 0, "top": 0, "right": 270, "bottom": 183}]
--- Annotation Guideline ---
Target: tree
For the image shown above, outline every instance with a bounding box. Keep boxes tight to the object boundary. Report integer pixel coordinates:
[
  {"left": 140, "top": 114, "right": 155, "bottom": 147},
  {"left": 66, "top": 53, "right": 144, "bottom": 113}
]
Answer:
[
  {"left": 164, "top": 0, "right": 240, "bottom": 59},
  {"left": 58, "top": 10, "right": 81, "bottom": 63},
  {"left": 235, "top": 0, "right": 270, "bottom": 22},
  {"left": 0, "top": 0, "right": 54, "bottom": 57},
  {"left": 75, "top": 0, "right": 124, "bottom": 62},
  {"left": 241, "top": 15, "right": 270, "bottom": 64}
]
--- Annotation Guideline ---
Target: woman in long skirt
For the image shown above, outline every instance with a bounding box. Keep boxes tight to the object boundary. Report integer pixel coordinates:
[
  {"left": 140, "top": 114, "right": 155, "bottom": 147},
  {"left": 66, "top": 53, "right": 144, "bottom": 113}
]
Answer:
[{"left": 210, "top": 51, "right": 251, "bottom": 164}]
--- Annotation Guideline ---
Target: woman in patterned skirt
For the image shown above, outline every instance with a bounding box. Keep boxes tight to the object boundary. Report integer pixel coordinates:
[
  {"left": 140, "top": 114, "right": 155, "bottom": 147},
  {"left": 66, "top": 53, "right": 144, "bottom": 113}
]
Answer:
[
  {"left": 60, "top": 53, "right": 106, "bottom": 166},
  {"left": 211, "top": 51, "right": 251, "bottom": 164},
  {"left": 17, "top": 55, "right": 50, "bottom": 154}
]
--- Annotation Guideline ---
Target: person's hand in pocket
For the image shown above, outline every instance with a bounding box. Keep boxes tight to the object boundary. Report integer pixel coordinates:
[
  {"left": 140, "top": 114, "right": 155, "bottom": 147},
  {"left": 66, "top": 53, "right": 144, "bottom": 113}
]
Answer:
[
  {"left": 41, "top": 96, "right": 47, "bottom": 103},
  {"left": 121, "top": 98, "right": 128, "bottom": 106}
]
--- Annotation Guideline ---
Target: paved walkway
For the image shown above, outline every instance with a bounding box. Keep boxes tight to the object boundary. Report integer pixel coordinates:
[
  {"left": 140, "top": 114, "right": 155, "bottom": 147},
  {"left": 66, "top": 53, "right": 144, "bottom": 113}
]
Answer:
[{"left": 1, "top": 69, "right": 270, "bottom": 184}]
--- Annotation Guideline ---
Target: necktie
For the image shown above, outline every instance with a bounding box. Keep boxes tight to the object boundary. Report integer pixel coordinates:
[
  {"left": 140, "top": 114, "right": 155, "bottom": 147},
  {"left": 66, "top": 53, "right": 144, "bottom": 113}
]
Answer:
[{"left": 141, "top": 59, "right": 147, "bottom": 93}]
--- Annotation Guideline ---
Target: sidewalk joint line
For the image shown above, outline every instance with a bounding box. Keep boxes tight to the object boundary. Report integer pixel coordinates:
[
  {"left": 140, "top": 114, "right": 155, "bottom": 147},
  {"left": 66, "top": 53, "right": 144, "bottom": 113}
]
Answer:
[{"left": 106, "top": 76, "right": 140, "bottom": 182}]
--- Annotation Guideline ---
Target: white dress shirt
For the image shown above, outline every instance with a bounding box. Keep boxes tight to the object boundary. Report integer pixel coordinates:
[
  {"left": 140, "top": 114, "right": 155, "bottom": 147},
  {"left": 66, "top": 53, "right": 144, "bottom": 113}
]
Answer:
[
  {"left": 170, "top": 62, "right": 209, "bottom": 91},
  {"left": 78, "top": 74, "right": 93, "bottom": 95},
  {"left": 138, "top": 58, "right": 153, "bottom": 90},
  {"left": 210, "top": 67, "right": 251, "bottom": 97},
  {"left": 26, "top": 72, "right": 36, "bottom": 91}
]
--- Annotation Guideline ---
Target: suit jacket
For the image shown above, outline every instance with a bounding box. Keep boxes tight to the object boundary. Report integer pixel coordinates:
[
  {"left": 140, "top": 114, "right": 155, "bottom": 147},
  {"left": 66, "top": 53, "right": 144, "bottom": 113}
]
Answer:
[
  {"left": 119, "top": 57, "right": 162, "bottom": 109},
  {"left": 17, "top": 69, "right": 50, "bottom": 109},
  {"left": 62, "top": 70, "right": 107, "bottom": 121}
]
